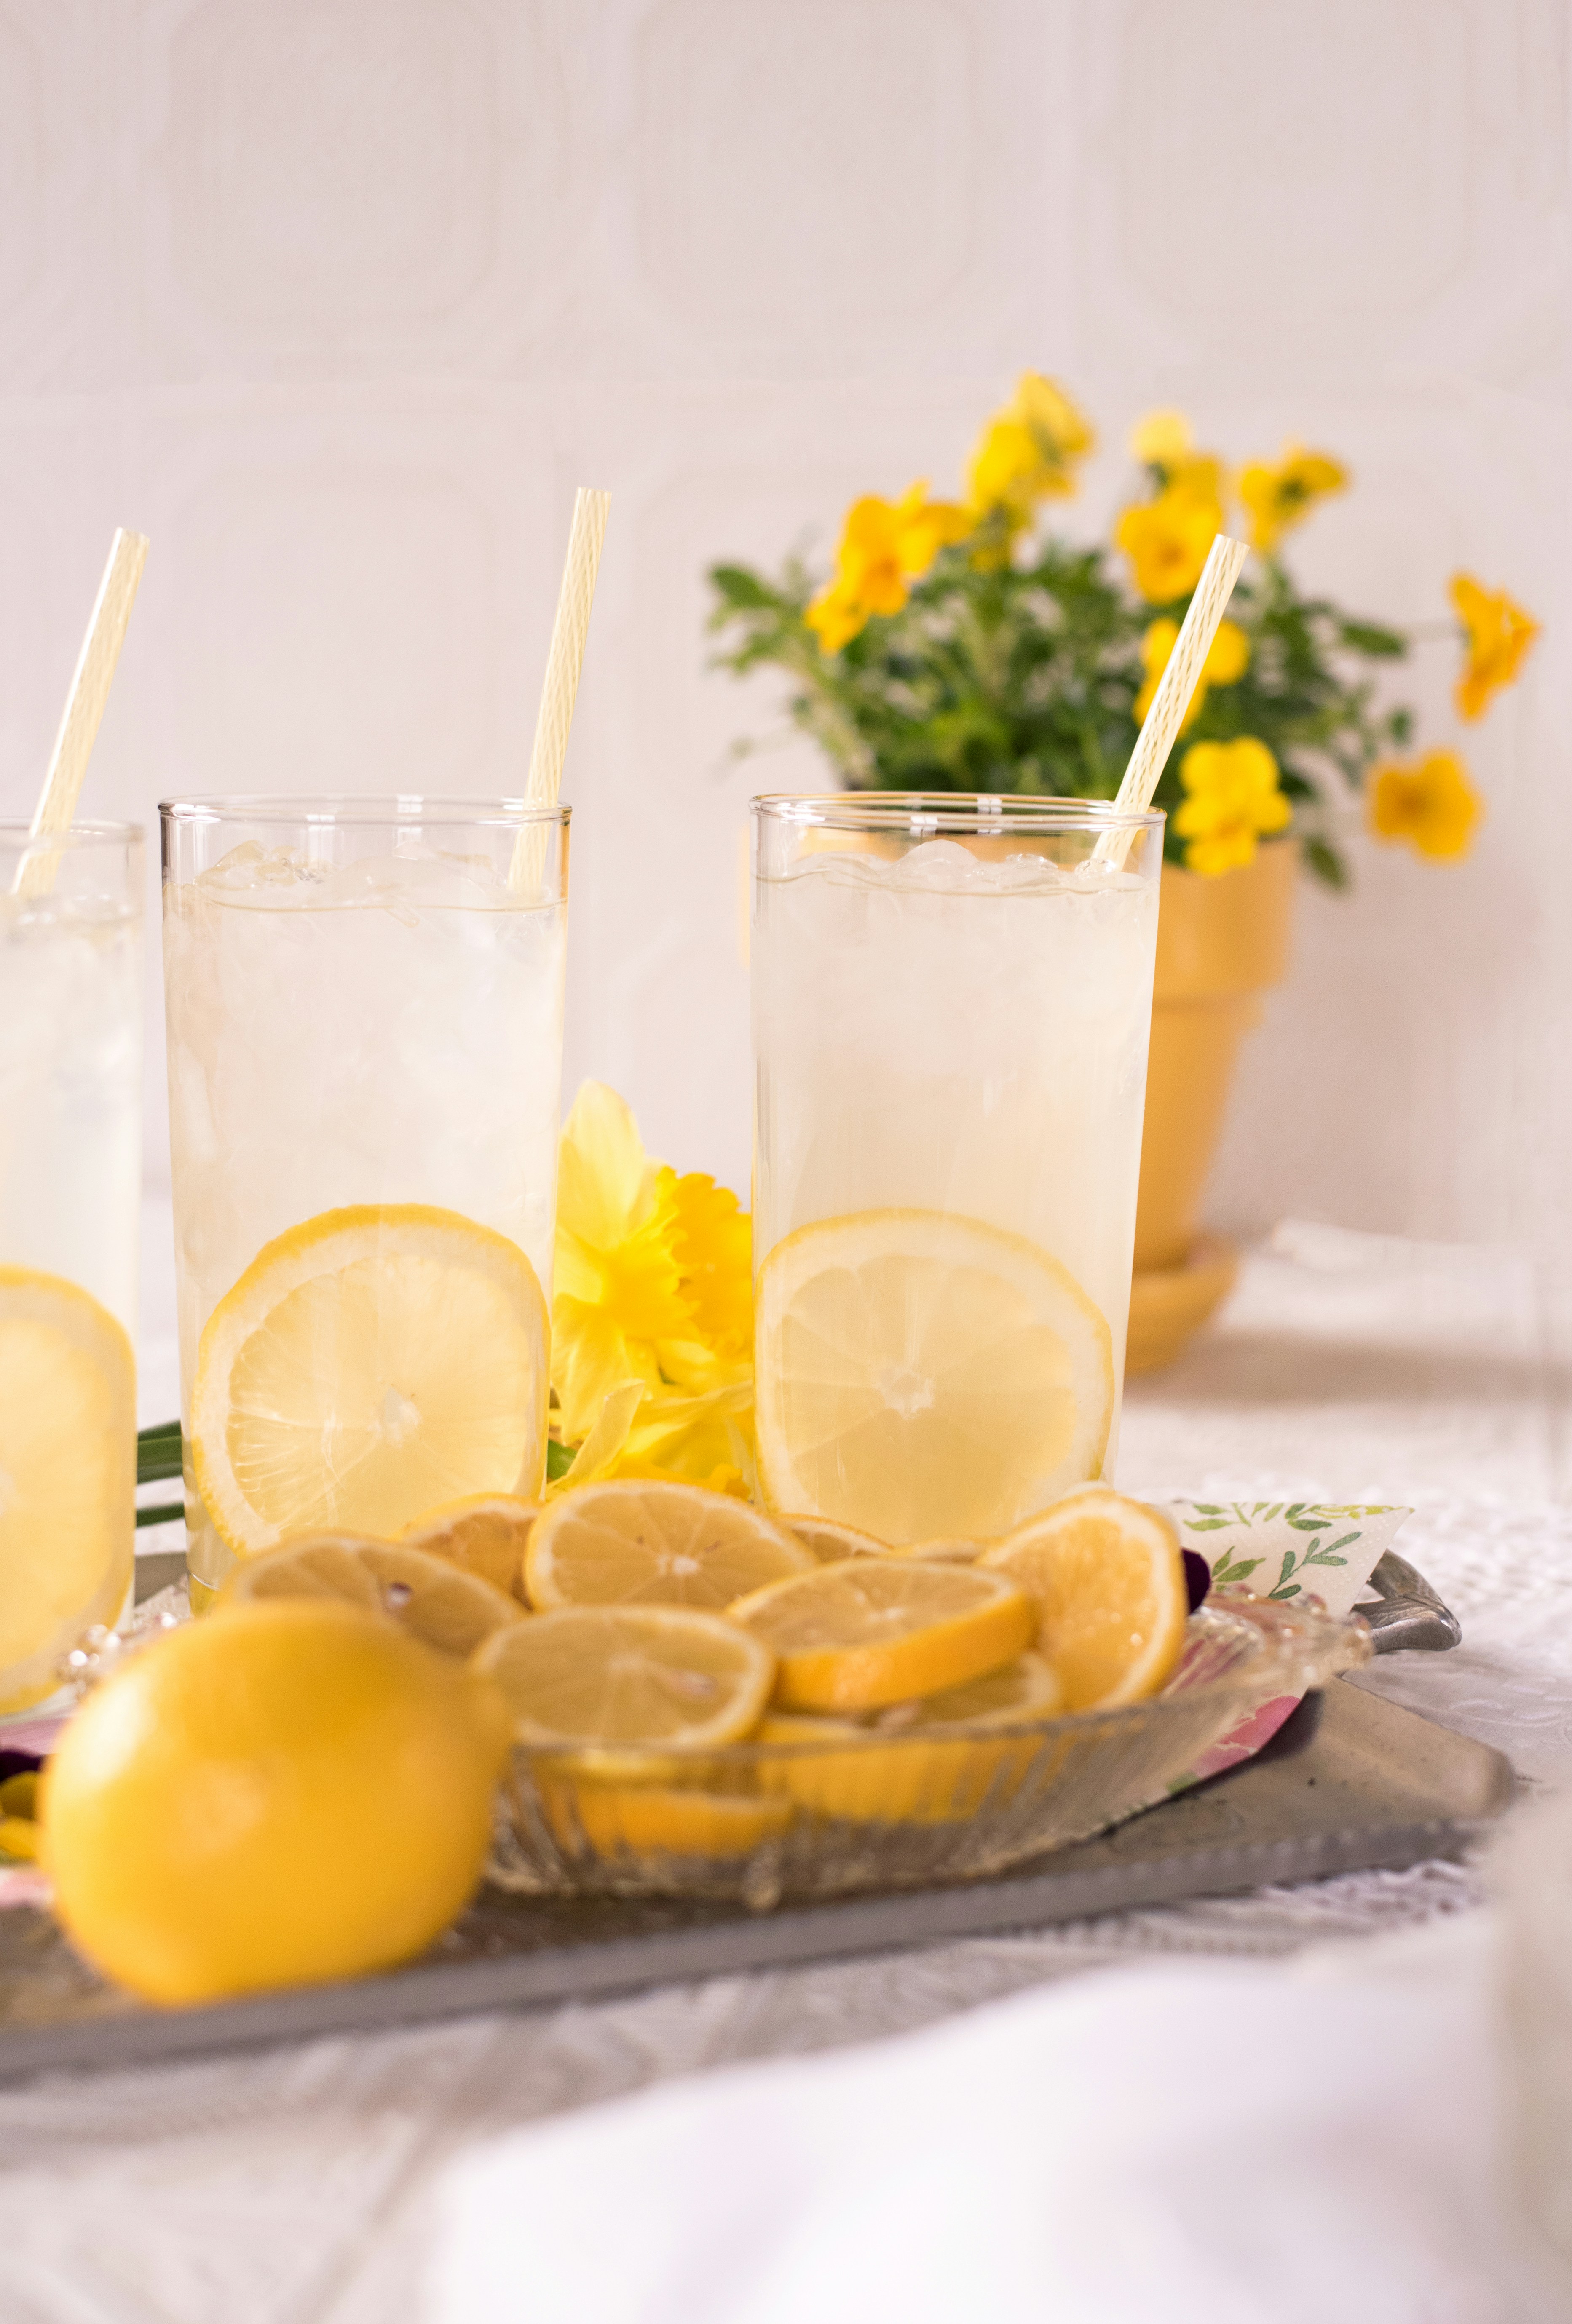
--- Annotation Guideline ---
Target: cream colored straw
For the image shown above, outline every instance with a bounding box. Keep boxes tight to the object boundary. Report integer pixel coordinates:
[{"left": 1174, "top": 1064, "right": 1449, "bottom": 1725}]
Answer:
[
  {"left": 12, "top": 529, "right": 150, "bottom": 899},
  {"left": 1095, "top": 530, "right": 1249, "bottom": 868},
  {"left": 512, "top": 488, "right": 611, "bottom": 892}
]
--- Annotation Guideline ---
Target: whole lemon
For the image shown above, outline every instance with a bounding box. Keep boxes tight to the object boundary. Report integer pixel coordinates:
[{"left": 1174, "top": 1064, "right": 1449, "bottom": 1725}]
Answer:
[{"left": 41, "top": 1599, "right": 514, "bottom": 2006}]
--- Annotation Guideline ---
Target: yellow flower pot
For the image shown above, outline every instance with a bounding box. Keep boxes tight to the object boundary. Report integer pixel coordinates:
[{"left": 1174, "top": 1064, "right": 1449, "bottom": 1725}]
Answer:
[{"left": 1126, "top": 840, "right": 1296, "bottom": 1373}]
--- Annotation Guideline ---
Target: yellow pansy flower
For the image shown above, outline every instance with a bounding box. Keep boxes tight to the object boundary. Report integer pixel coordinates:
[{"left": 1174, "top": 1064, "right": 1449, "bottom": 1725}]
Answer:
[
  {"left": 1134, "top": 615, "right": 1250, "bottom": 727},
  {"left": 1173, "top": 737, "right": 1292, "bottom": 876},
  {"left": 1130, "top": 409, "right": 1193, "bottom": 468},
  {"left": 967, "top": 373, "right": 1094, "bottom": 519},
  {"left": 1368, "top": 751, "right": 1481, "bottom": 861},
  {"left": 1238, "top": 444, "right": 1346, "bottom": 552},
  {"left": 805, "top": 579, "right": 865, "bottom": 655},
  {"left": 1116, "top": 486, "right": 1221, "bottom": 603},
  {"left": 1449, "top": 574, "right": 1539, "bottom": 722},
  {"left": 806, "top": 483, "right": 972, "bottom": 655}
]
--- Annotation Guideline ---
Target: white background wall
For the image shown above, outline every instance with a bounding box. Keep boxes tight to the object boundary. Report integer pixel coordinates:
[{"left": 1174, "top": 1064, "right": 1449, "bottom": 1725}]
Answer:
[{"left": 0, "top": 0, "right": 1566, "bottom": 1253}]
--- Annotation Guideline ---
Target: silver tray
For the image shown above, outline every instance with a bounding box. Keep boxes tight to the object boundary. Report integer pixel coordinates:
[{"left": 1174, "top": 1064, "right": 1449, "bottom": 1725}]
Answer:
[{"left": 0, "top": 1681, "right": 1512, "bottom": 2085}]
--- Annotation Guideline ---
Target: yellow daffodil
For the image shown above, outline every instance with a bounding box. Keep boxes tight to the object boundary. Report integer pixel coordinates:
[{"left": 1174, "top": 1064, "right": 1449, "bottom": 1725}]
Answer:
[
  {"left": 670, "top": 1171, "right": 753, "bottom": 1370},
  {"left": 1130, "top": 409, "right": 1193, "bottom": 468},
  {"left": 549, "top": 1083, "right": 758, "bottom": 1489},
  {"left": 1368, "top": 751, "right": 1481, "bottom": 861},
  {"left": 1449, "top": 574, "right": 1539, "bottom": 722},
  {"left": 551, "top": 1082, "right": 694, "bottom": 1441},
  {"left": 1116, "top": 486, "right": 1221, "bottom": 603},
  {"left": 1238, "top": 444, "right": 1346, "bottom": 553},
  {"left": 806, "top": 483, "right": 971, "bottom": 655},
  {"left": 615, "top": 1381, "right": 756, "bottom": 1500},
  {"left": 1173, "top": 737, "right": 1292, "bottom": 876},
  {"left": 967, "top": 373, "right": 1094, "bottom": 520},
  {"left": 1134, "top": 615, "right": 1250, "bottom": 727}
]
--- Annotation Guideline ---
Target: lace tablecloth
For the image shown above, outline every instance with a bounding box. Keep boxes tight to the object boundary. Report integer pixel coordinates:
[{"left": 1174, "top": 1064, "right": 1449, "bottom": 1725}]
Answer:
[{"left": 5, "top": 1215, "right": 1571, "bottom": 2322}]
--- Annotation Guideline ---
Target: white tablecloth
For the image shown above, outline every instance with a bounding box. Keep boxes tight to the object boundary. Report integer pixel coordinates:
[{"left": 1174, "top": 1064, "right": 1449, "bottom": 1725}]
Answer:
[{"left": 4, "top": 1209, "right": 1570, "bottom": 2320}]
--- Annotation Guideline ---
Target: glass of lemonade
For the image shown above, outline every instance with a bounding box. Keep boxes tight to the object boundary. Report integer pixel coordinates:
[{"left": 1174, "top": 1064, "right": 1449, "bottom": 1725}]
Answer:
[
  {"left": 751, "top": 794, "right": 1162, "bottom": 1547},
  {"left": 161, "top": 798, "right": 568, "bottom": 1602},
  {"left": 0, "top": 822, "right": 142, "bottom": 1716}
]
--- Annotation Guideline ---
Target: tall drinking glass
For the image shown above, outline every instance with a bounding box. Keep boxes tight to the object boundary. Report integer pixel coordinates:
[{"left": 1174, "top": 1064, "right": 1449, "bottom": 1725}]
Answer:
[
  {"left": 751, "top": 794, "right": 1162, "bottom": 1546},
  {"left": 161, "top": 798, "right": 569, "bottom": 1602},
  {"left": 0, "top": 823, "right": 142, "bottom": 1714}
]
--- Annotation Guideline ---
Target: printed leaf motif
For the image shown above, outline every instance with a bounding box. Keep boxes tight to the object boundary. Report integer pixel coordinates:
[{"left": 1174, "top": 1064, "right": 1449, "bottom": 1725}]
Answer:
[{"left": 1210, "top": 1550, "right": 1264, "bottom": 1586}]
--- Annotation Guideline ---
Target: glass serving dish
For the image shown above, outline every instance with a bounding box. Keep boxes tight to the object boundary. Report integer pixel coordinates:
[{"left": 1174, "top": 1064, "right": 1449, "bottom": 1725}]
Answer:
[{"left": 490, "top": 1594, "right": 1371, "bottom": 1909}]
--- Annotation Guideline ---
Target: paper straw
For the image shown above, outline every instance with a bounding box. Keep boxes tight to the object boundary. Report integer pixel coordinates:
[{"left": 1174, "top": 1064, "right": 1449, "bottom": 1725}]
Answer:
[
  {"left": 512, "top": 487, "right": 610, "bottom": 893},
  {"left": 12, "top": 529, "right": 150, "bottom": 899},
  {"left": 1095, "top": 530, "right": 1249, "bottom": 868}
]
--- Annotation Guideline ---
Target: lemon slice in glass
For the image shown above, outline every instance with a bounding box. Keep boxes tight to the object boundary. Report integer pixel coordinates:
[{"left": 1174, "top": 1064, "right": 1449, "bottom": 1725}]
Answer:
[
  {"left": 190, "top": 1205, "right": 549, "bottom": 1559},
  {"left": 753, "top": 1209, "right": 1113, "bottom": 1545},
  {"left": 0, "top": 1266, "right": 135, "bottom": 1715}
]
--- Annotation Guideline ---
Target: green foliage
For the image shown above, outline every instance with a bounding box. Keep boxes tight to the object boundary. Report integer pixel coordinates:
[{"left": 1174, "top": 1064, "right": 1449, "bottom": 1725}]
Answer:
[{"left": 708, "top": 536, "right": 1414, "bottom": 885}]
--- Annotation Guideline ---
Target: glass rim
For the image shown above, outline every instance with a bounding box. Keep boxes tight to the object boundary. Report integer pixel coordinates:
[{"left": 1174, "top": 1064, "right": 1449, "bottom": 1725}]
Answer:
[
  {"left": 750, "top": 791, "right": 1163, "bottom": 834},
  {"left": 158, "top": 794, "right": 570, "bottom": 828},
  {"left": 0, "top": 818, "right": 144, "bottom": 846}
]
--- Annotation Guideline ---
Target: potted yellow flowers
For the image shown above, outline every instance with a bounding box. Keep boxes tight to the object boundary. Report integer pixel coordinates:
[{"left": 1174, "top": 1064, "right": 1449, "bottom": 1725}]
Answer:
[{"left": 709, "top": 377, "right": 1539, "bottom": 1366}]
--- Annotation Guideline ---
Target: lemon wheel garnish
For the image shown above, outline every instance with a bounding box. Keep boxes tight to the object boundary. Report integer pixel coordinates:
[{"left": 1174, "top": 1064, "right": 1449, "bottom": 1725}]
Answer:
[
  {"left": 525, "top": 1479, "right": 813, "bottom": 1613},
  {"left": 753, "top": 1209, "right": 1114, "bottom": 1546},
  {"left": 981, "top": 1487, "right": 1188, "bottom": 1711},
  {"left": 221, "top": 1534, "right": 522, "bottom": 1659},
  {"left": 0, "top": 1266, "right": 135, "bottom": 1716},
  {"left": 476, "top": 1605, "right": 775, "bottom": 1753},
  {"left": 729, "top": 1558, "right": 1035, "bottom": 1713},
  {"left": 190, "top": 1206, "right": 549, "bottom": 1559},
  {"left": 402, "top": 1494, "right": 540, "bottom": 1604}
]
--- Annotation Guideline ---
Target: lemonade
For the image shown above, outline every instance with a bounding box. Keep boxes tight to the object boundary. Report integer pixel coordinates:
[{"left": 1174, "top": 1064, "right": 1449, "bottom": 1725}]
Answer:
[
  {"left": 161, "top": 800, "right": 568, "bottom": 1595},
  {"left": 0, "top": 824, "right": 142, "bottom": 1714},
  {"left": 751, "top": 796, "right": 1162, "bottom": 1544}
]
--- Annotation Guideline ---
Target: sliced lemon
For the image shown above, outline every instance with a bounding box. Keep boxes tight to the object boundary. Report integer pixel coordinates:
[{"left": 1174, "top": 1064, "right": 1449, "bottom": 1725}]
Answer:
[
  {"left": 222, "top": 1534, "right": 522, "bottom": 1659},
  {"left": 730, "top": 1558, "right": 1034, "bottom": 1713},
  {"left": 524, "top": 1479, "right": 812, "bottom": 1614},
  {"left": 754, "top": 1209, "right": 1114, "bottom": 1545},
  {"left": 755, "top": 1653, "right": 1063, "bottom": 1823},
  {"left": 776, "top": 1513, "right": 892, "bottom": 1564},
  {"left": 536, "top": 1774, "right": 792, "bottom": 1862},
  {"left": 866, "top": 1649, "right": 1064, "bottom": 1730},
  {"left": 190, "top": 1206, "right": 549, "bottom": 1559},
  {"left": 477, "top": 1605, "right": 775, "bottom": 1752},
  {"left": 402, "top": 1493, "right": 539, "bottom": 1604},
  {"left": 897, "top": 1537, "right": 984, "bottom": 1565},
  {"left": 981, "top": 1488, "right": 1188, "bottom": 1711},
  {"left": 0, "top": 1267, "right": 135, "bottom": 1715}
]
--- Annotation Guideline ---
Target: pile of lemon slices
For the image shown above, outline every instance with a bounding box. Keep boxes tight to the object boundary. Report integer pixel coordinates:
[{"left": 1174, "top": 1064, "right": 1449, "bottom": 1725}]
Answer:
[
  {"left": 171, "top": 1201, "right": 1190, "bottom": 1861},
  {"left": 212, "top": 1471, "right": 1191, "bottom": 1856}
]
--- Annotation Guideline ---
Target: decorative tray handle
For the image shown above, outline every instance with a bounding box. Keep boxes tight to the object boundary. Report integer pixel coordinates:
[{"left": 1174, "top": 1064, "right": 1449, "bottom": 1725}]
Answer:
[{"left": 1354, "top": 1551, "right": 1461, "bottom": 1655}]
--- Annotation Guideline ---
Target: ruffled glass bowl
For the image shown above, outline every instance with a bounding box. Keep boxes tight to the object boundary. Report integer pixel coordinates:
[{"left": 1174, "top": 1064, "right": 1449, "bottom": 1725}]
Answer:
[{"left": 490, "top": 1594, "right": 1371, "bottom": 1909}]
